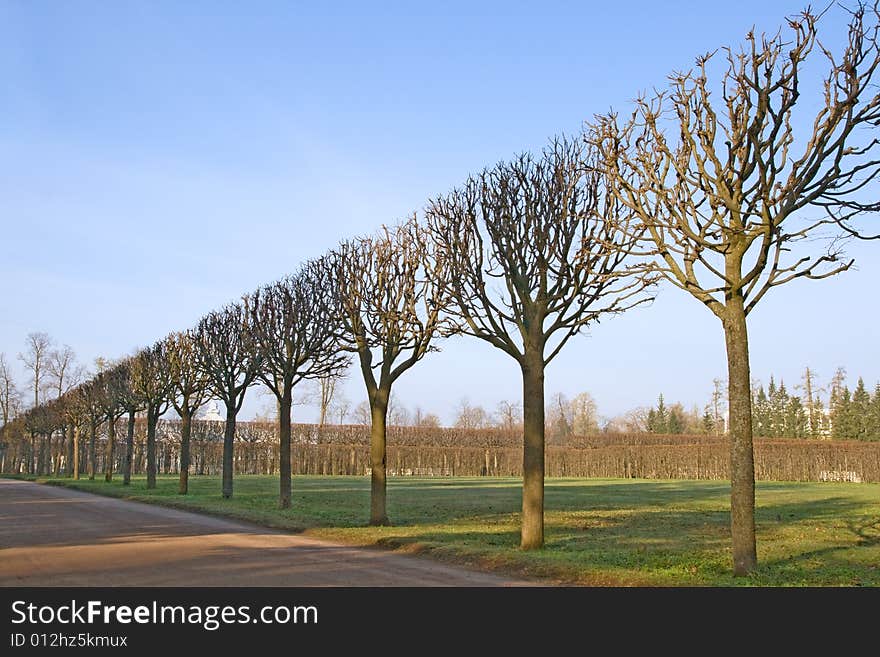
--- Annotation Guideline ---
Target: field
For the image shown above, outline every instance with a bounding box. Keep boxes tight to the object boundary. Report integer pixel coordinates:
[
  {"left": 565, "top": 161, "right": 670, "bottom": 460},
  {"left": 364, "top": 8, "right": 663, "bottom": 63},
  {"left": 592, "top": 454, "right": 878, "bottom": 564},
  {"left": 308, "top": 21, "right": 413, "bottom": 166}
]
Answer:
[{"left": 26, "top": 474, "right": 880, "bottom": 586}]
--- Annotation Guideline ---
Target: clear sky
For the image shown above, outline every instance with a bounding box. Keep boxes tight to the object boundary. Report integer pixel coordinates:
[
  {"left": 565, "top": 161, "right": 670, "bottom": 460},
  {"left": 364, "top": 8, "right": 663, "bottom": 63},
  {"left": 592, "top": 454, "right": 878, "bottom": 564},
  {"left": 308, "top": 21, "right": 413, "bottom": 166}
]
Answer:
[{"left": 1, "top": 1, "right": 878, "bottom": 424}]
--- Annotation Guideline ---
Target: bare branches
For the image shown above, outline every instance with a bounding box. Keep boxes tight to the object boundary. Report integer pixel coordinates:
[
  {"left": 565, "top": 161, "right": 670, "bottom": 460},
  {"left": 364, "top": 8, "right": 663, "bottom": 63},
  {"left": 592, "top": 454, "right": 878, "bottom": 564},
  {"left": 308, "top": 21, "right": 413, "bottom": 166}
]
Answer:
[
  {"left": 193, "top": 303, "right": 261, "bottom": 414},
  {"left": 94, "top": 360, "right": 132, "bottom": 423},
  {"left": 247, "top": 267, "right": 348, "bottom": 397},
  {"left": 165, "top": 330, "right": 210, "bottom": 417},
  {"left": 323, "top": 218, "right": 451, "bottom": 396},
  {"left": 588, "top": 4, "right": 880, "bottom": 317},
  {"left": 426, "top": 136, "right": 656, "bottom": 367},
  {"left": 131, "top": 344, "right": 174, "bottom": 415},
  {"left": 18, "top": 332, "right": 52, "bottom": 408},
  {"left": 46, "top": 345, "right": 84, "bottom": 400},
  {"left": 0, "top": 353, "right": 21, "bottom": 426}
]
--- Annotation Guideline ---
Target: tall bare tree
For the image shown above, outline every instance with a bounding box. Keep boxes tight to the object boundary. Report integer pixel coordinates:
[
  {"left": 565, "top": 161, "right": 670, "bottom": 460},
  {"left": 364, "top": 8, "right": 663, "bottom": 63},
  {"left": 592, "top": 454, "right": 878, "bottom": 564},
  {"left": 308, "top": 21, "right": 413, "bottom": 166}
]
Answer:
[
  {"left": 798, "top": 367, "right": 822, "bottom": 438},
  {"left": 426, "top": 138, "right": 654, "bottom": 548},
  {"left": 0, "top": 353, "right": 21, "bottom": 427},
  {"left": 247, "top": 268, "right": 346, "bottom": 509},
  {"left": 315, "top": 372, "right": 342, "bottom": 428},
  {"left": 194, "top": 303, "right": 261, "bottom": 499},
  {"left": 166, "top": 330, "right": 210, "bottom": 495},
  {"left": 18, "top": 332, "right": 52, "bottom": 408},
  {"left": 588, "top": 6, "right": 880, "bottom": 573},
  {"left": 323, "top": 220, "right": 451, "bottom": 525},
  {"left": 131, "top": 344, "right": 173, "bottom": 489},
  {"left": 46, "top": 345, "right": 83, "bottom": 399},
  {"left": 45, "top": 345, "right": 84, "bottom": 477},
  {"left": 570, "top": 392, "right": 600, "bottom": 435}
]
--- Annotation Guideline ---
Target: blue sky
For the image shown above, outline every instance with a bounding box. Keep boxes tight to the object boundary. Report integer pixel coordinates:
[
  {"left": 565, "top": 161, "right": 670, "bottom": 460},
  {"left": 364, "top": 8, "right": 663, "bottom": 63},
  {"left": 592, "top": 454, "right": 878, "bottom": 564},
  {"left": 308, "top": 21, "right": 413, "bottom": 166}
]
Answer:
[{"left": 1, "top": 1, "right": 877, "bottom": 424}]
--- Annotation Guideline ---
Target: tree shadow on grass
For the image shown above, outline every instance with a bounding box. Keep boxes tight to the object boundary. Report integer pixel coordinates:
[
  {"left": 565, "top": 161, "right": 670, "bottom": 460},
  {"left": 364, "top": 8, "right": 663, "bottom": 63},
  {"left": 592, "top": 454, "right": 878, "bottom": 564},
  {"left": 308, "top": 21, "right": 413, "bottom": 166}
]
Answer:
[{"left": 370, "top": 496, "right": 880, "bottom": 585}]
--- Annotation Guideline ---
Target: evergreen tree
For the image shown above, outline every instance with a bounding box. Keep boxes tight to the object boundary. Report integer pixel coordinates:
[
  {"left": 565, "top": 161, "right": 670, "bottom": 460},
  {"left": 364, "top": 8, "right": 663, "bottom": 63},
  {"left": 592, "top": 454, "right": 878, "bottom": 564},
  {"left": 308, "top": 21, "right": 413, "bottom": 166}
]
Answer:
[
  {"left": 667, "top": 403, "right": 685, "bottom": 434},
  {"left": 653, "top": 395, "right": 669, "bottom": 433},
  {"left": 813, "top": 395, "right": 831, "bottom": 438},
  {"left": 773, "top": 380, "right": 791, "bottom": 438},
  {"left": 702, "top": 409, "right": 714, "bottom": 435},
  {"left": 851, "top": 378, "right": 871, "bottom": 440},
  {"left": 752, "top": 385, "right": 770, "bottom": 437},
  {"left": 870, "top": 383, "right": 880, "bottom": 442},
  {"left": 832, "top": 387, "right": 854, "bottom": 440},
  {"left": 784, "top": 396, "right": 807, "bottom": 438}
]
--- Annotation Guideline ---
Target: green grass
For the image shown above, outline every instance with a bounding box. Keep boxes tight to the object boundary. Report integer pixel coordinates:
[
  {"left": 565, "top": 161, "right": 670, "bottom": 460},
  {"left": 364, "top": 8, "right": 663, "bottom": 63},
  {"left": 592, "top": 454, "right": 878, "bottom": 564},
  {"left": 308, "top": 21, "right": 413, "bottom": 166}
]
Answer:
[{"left": 16, "top": 474, "right": 880, "bottom": 586}]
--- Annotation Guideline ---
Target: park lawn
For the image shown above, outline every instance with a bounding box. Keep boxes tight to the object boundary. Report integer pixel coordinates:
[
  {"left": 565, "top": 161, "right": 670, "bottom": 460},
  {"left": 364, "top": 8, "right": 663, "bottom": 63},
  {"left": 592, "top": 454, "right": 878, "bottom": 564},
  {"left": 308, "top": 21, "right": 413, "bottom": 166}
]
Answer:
[{"left": 24, "top": 474, "right": 880, "bottom": 586}]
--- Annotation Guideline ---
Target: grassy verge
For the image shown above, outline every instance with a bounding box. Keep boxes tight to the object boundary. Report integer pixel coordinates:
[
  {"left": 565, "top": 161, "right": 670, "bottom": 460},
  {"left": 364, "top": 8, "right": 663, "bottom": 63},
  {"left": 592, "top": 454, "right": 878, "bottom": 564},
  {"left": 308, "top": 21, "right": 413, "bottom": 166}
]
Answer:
[{"left": 12, "top": 474, "right": 880, "bottom": 586}]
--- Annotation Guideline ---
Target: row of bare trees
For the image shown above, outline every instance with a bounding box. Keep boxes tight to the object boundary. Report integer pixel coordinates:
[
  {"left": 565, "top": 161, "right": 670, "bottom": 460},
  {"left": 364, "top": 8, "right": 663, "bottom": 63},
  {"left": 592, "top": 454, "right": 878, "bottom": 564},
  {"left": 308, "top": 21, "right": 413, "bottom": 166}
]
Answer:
[{"left": 4, "top": 5, "right": 878, "bottom": 576}]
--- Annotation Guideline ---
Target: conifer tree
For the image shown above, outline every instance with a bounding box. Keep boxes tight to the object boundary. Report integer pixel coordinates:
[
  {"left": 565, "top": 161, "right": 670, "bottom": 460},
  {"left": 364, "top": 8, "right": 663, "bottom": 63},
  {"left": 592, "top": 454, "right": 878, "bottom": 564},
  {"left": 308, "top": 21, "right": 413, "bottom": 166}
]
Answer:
[{"left": 852, "top": 377, "right": 871, "bottom": 440}]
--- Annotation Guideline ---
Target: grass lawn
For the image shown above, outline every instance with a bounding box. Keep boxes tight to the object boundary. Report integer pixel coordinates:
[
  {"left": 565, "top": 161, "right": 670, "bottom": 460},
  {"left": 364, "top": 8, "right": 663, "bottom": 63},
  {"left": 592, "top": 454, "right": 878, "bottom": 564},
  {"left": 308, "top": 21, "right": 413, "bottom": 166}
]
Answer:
[{"left": 20, "top": 474, "right": 880, "bottom": 586}]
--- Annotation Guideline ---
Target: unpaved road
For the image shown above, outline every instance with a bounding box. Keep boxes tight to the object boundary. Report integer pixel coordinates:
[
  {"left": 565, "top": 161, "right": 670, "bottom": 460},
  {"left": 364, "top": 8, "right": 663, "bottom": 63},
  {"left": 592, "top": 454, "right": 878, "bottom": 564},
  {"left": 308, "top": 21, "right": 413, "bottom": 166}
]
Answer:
[{"left": 0, "top": 479, "right": 529, "bottom": 586}]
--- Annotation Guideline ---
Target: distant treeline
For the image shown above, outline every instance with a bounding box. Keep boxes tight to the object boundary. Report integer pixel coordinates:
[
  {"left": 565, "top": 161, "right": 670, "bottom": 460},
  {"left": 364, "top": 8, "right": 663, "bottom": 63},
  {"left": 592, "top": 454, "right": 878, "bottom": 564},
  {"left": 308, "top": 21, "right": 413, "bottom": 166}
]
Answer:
[{"left": 4, "top": 419, "right": 878, "bottom": 483}]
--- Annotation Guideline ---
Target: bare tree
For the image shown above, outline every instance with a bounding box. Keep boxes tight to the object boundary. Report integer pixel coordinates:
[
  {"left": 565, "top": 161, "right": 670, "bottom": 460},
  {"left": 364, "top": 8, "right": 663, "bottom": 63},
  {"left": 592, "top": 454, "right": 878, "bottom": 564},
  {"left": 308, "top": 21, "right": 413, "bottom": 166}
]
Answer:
[
  {"left": 94, "top": 362, "right": 129, "bottom": 482},
  {"left": 45, "top": 345, "right": 84, "bottom": 477},
  {"left": 323, "top": 220, "right": 451, "bottom": 525},
  {"left": 547, "top": 392, "right": 573, "bottom": 442},
  {"left": 46, "top": 345, "right": 84, "bottom": 399},
  {"left": 194, "top": 303, "right": 261, "bottom": 499},
  {"left": 798, "top": 367, "right": 822, "bottom": 438},
  {"left": 18, "top": 332, "right": 52, "bottom": 408},
  {"left": 247, "top": 269, "right": 345, "bottom": 509},
  {"left": 81, "top": 380, "right": 103, "bottom": 480},
  {"left": 118, "top": 368, "right": 142, "bottom": 487},
  {"left": 350, "top": 401, "right": 371, "bottom": 426},
  {"left": 165, "top": 330, "right": 209, "bottom": 494},
  {"left": 570, "top": 392, "right": 600, "bottom": 435},
  {"left": 604, "top": 406, "right": 650, "bottom": 433},
  {"left": 495, "top": 400, "right": 523, "bottom": 431},
  {"left": 454, "top": 398, "right": 491, "bottom": 429},
  {"left": 588, "top": 6, "right": 880, "bottom": 573},
  {"left": 710, "top": 379, "right": 727, "bottom": 436},
  {"left": 412, "top": 406, "right": 442, "bottom": 428},
  {"left": 0, "top": 353, "right": 21, "bottom": 427},
  {"left": 315, "top": 372, "right": 343, "bottom": 428},
  {"left": 131, "top": 343, "right": 173, "bottom": 489},
  {"left": 333, "top": 394, "right": 351, "bottom": 426},
  {"left": 62, "top": 384, "right": 92, "bottom": 479},
  {"left": 426, "top": 137, "right": 654, "bottom": 548},
  {"left": 23, "top": 402, "right": 59, "bottom": 475},
  {"left": 387, "top": 394, "right": 410, "bottom": 426}
]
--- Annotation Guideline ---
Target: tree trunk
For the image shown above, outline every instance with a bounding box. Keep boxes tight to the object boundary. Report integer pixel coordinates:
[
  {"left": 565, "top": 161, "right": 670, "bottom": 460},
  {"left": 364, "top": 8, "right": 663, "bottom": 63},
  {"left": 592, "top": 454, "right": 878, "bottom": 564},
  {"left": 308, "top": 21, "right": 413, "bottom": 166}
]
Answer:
[
  {"left": 278, "top": 383, "right": 292, "bottom": 509},
  {"left": 369, "top": 387, "right": 390, "bottom": 526},
  {"left": 179, "top": 410, "right": 192, "bottom": 495},
  {"left": 123, "top": 409, "right": 136, "bottom": 486},
  {"left": 65, "top": 424, "right": 74, "bottom": 476},
  {"left": 87, "top": 421, "right": 96, "bottom": 480},
  {"left": 146, "top": 406, "right": 157, "bottom": 489},
  {"left": 222, "top": 404, "right": 236, "bottom": 499},
  {"left": 73, "top": 425, "right": 81, "bottom": 480},
  {"left": 723, "top": 301, "right": 757, "bottom": 576},
  {"left": 104, "top": 418, "right": 115, "bottom": 482},
  {"left": 520, "top": 351, "right": 545, "bottom": 550},
  {"left": 43, "top": 433, "right": 51, "bottom": 475}
]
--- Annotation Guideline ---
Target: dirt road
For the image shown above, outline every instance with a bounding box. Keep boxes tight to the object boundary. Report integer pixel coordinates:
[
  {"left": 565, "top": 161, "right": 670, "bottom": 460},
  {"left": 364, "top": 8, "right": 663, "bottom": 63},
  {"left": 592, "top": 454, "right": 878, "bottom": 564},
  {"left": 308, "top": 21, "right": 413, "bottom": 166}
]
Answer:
[{"left": 0, "top": 479, "right": 528, "bottom": 586}]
